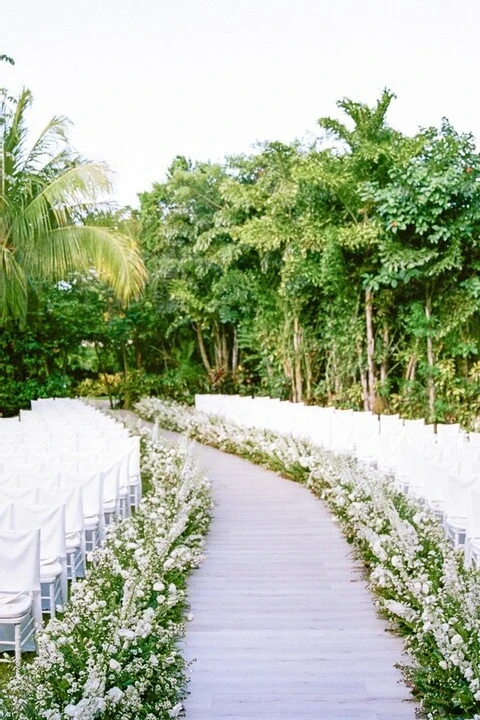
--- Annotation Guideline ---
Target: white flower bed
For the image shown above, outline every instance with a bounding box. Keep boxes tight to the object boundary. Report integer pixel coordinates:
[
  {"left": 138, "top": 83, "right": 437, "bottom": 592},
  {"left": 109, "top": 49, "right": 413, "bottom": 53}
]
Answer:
[
  {"left": 0, "top": 430, "right": 211, "bottom": 720},
  {"left": 136, "top": 397, "right": 480, "bottom": 720}
]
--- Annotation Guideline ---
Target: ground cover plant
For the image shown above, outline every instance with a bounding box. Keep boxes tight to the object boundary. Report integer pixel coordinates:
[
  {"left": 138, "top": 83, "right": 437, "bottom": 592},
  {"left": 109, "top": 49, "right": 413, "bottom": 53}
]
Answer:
[
  {"left": 0, "top": 427, "right": 211, "bottom": 720},
  {"left": 136, "top": 397, "right": 480, "bottom": 720}
]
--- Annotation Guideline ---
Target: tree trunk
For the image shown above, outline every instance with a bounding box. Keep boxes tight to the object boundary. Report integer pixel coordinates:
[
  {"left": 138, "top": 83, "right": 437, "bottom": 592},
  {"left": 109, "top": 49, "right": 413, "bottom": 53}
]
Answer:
[
  {"left": 380, "top": 322, "right": 389, "bottom": 384},
  {"left": 121, "top": 344, "right": 130, "bottom": 408},
  {"left": 135, "top": 340, "right": 142, "bottom": 370},
  {"left": 365, "top": 287, "right": 376, "bottom": 411},
  {"left": 232, "top": 326, "right": 239, "bottom": 375},
  {"left": 221, "top": 326, "right": 229, "bottom": 370},
  {"left": 213, "top": 321, "right": 221, "bottom": 369},
  {"left": 425, "top": 292, "right": 435, "bottom": 417},
  {"left": 324, "top": 351, "right": 331, "bottom": 401},
  {"left": 194, "top": 324, "right": 211, "bottom": 374},
  {"left": 292, "top": 315, "right": 303, "bottom": 403},
  {"left": 305, "top": 351, "right": 312, "bottom": 402},
  {"left": 94, "top": 342, "right": 114, "bottom": 409},
  {"left": 122, "top": 344, "right": 128, "bottom": 383},
  {"left": 282, "top": 357, "right": 295, "bottom": 401},
  {"left": 356, "top": 339, "right": 369, "bottom": 412},
  {"left": 334, "top": 358, "right": 342, "bottom": 398},
  {"left": 213, "top": 321, "right": 229, "bottom": 372},
  {"left": 405, "top": 354, "right": 417, "bottom": 382}
]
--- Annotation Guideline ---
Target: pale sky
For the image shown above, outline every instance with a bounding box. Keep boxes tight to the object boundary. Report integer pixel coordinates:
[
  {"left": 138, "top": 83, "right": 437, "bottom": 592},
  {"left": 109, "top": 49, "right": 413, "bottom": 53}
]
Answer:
[{"left": 3, "top": 0, "right": 480, "bottom": 207}]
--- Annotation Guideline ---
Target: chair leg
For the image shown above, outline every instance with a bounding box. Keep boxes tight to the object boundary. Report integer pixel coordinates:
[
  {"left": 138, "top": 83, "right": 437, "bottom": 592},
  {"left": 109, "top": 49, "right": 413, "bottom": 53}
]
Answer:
[
  {"left": 85, "top": 528, "right": 98, "bottom": 552},
  {"left": 75, "top": 545, "right": 86, "bottom": 578},
  {"left": 55, "top": 576, "right": 64, "bottom": 610},
  {"left": 120, "top": 496, "right": 129, "bottom": 518},
  {"left": 14, "top": 623, "right": 21, "bottom": 668},
  {"left": 130, "top": 478, "right": 141, "bottom": 508},
  {"left": 129, "top": 485, "right": 136, "bottom": 508},
  {"left": 49, "top": 583, "right": 56, "bottom": 619},
  {"left": 68, "top": 551, "right": 76, "bottom": 580}
]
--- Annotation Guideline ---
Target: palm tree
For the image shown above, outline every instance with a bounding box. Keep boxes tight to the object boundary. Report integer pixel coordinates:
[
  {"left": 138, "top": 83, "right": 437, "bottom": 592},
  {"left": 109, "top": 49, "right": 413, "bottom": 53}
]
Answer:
[{"left": 0, "top": 87, "right": 147, "bottom": 325}]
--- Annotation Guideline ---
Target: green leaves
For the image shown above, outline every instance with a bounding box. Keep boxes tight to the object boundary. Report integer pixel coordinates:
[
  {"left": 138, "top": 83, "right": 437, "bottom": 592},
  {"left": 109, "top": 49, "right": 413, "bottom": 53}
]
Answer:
[
  {"left": 0, "top": 245, "right": 27, "bottom": 325},
  {"left": 0, "top": 88, "right": 147, "bottom": 324}
]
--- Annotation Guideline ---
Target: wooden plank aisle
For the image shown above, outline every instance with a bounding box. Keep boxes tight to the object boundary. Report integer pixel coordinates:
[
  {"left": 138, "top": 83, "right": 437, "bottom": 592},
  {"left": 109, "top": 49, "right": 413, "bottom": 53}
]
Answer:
[
  {"left": 119, "top": 414, "right": 418, "bottom": 719},
  {"left": 179, "top": 439, "right": 417, "bottom": 720}
]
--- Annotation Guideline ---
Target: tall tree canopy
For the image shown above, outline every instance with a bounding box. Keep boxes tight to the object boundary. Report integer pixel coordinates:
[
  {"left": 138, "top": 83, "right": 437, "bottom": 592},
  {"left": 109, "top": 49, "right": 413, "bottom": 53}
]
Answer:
[
  {"left": 6, "top": 86, "right": 480, "bottom": 426},
  {"left": 135, "top": 90, "right": 480, "bottom": 424},
  {"left": 0, "top": 88, "right": 147, "bottom": 325}
]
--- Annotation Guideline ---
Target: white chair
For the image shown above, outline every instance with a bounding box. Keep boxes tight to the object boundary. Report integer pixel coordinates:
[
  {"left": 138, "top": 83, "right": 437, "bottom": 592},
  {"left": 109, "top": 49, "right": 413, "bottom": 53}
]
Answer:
[
  {"left": 126, "top": 436, "right": 142, "bottom": 508},
  {"left": 77, "top": 459, "right": 120, "bottom": 528},
  {"left": 58, "top": 471, "right": 104, "bottom": 554},
  {"left": 0, "top": 529, "right": 41, "bottom": 665},
  {"left": 465, "top": 487, "right": 480, "bottom": 567},
  {"left": 0, "top": 487, "right": 39, "bottom": 504},
  {"left": 37, "top": 486, "right": 84, "bottom": 580},
  {"left": 435, "top": 422, "right": 465, "bottom": 449},
  {"left": 12, "top": 504, "right": 67, "bottom": 618},
  {"left": 0, "top": 471, "right": 61, "bottom": 488},
  {"left": 0, "top": 502, "right": 14, "bottom": 529},
  {"left": 443, "top": 474, "right": 478, "bottom": 549},
  {"left": 0, "top": 460, "right": 45, "bottom": 477},
  {"left": 330, "top": 409, "right": 354, "bottom": 453},
  {"left": 104, "top": 450, "right": 130, "bottom": 519}
]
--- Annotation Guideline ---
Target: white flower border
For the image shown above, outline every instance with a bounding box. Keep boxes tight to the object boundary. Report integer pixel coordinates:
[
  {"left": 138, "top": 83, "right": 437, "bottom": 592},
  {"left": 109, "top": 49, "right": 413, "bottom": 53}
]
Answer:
[
  {"left": 136, "top": 397, "right": 480, "bottom": 720},
  {"left": 0, "top": 428, "right": 212, "bottom": 720}
]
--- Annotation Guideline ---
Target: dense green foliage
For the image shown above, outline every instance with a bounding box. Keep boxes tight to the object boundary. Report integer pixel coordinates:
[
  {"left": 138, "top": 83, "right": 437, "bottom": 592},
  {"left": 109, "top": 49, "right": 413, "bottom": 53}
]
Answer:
[
  {"left": 4, "top": 86, "right": 480, "bottom": 424},
  {"left": 134, "top": 91, "right": 480, "bottom": 425}
]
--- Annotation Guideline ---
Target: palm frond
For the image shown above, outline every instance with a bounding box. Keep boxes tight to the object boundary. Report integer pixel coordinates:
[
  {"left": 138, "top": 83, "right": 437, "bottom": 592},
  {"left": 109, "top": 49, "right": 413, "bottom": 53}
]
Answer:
[
  {"left": 22, "top": 224, "right": 147, "bottom": 303},
  {"left": 26, "top": 115, "right": 72, "bottom": 172},
  {"left": 20, "top": 162, "right": 113, "bottom": 240},
  {"left": 0, "top": 245, "right": 28, "bottom": 324},
  {"left": 1, "top": 89, "right": 146, "bottom": 323},
  {"left": 2, "top": 88, "right": 31, "bottom": 176}
]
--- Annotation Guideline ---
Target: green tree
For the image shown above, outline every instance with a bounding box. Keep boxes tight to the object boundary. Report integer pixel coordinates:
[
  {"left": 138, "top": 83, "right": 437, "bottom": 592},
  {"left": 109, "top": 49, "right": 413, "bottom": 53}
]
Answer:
[
  {"left": 365, "top": 121, "right": 480, "bottom": 418},
  {"left": 139, "top": 157, "right": 258, "bottom": 387},
  {"left": 308, "top": 89, "right": 408, "bottom": 410},
  {"left": 223, "top": 142, "right": 322, "bottom": 402},
  {"left": 0, "top": 88, "right": 147, "bottom": 325}
]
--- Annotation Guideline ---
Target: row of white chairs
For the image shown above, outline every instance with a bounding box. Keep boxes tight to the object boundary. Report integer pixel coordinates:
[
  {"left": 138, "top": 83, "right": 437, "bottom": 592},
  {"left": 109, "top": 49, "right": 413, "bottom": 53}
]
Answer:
[
  {"left": 0, "top": 398, "right": 142, "bottom": 664},
  {"left": 195, "top": 394, "right": 480, "bottom": 566}
]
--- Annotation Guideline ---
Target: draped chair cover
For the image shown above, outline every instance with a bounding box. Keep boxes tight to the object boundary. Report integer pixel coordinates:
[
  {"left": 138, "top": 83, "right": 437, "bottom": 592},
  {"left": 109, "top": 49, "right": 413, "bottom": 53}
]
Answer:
[
  {"left": 0, "top": 528, "right": 42, "bottom": 653},
  {"left": 12, "top": 504, "right": 67, "bottom": 606}
]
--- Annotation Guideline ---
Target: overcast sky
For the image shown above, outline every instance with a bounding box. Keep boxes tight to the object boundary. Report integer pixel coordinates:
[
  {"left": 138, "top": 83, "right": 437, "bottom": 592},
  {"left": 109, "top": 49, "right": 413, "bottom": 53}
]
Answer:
[{"left": 3, "top": 0, "right": 480, "bottom": 207}]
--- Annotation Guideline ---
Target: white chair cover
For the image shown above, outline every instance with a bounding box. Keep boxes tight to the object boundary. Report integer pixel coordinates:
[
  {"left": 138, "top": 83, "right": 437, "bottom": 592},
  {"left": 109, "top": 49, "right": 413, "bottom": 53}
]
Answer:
[
  {"left": 12, "top": 504, "right": 67, "bottom": 604},
  {"left": 37, "top": 486, "right": 84, "bottom": 536},
  {"left": 0, "top": 487, "right": 39, "bottom": 504},
  {"left": 0, "top": 502, "right": 14, "bottom": 529},
  {"left": 0, "top": 528, "right": 42, "bottom": 651}
]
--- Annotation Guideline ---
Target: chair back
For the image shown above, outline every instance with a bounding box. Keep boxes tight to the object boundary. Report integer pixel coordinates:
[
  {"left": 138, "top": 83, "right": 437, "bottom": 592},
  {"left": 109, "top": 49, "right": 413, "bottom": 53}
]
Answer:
[
  {"left": 12, "top": 504, "right": 66, "bottom": 562},
  {"left": 37, "top": 486, "right": 84, "bottom": 534},
  {"left": 57, "top": 471, "right": 104, "bottom": 519},
  {"left": 0, "top": 502, "right": 14, "bottom": 529},
  {"left": 0, "top": 529, "right": 40, "bottom": 593}
]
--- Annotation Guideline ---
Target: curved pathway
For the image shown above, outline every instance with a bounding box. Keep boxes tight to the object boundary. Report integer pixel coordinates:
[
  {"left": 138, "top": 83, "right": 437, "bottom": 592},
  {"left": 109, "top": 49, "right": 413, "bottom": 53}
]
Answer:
[
  {"left": 181, "top": 440, "right": 416, "bottom": 720},
  {"left": 117, "top": 412, "right": 417, "bottom": 719}
]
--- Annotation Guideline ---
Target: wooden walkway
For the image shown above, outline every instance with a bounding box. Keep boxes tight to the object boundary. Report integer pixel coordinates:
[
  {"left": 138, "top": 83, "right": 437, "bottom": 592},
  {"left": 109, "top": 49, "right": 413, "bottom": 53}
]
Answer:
[
  {"left": 177, "top": 437, "right": 416, "bottom": 720},
  {"left": 118, "top": 413, "right": 417, "bottom": 719}
]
